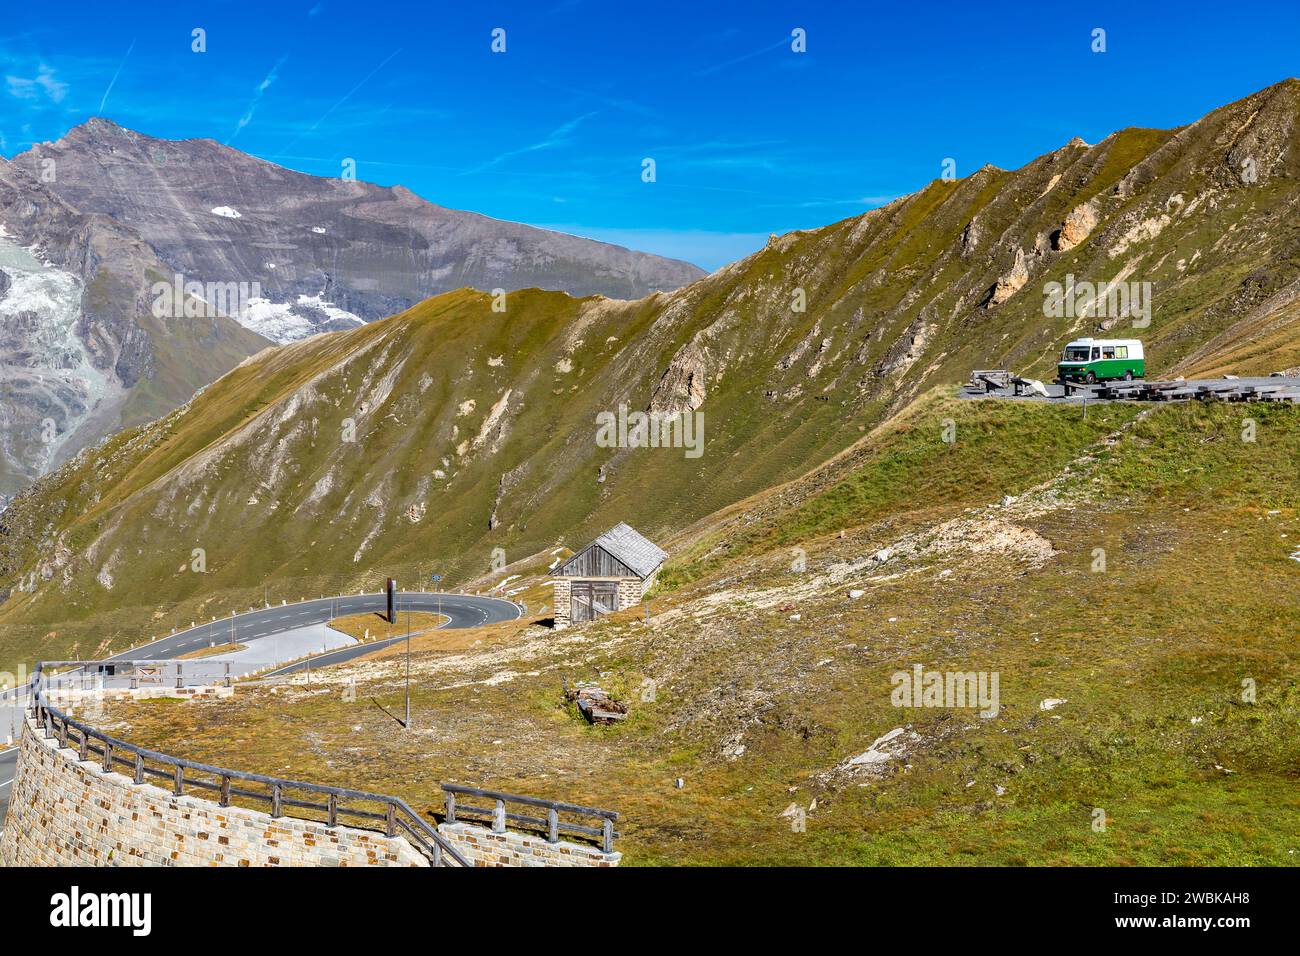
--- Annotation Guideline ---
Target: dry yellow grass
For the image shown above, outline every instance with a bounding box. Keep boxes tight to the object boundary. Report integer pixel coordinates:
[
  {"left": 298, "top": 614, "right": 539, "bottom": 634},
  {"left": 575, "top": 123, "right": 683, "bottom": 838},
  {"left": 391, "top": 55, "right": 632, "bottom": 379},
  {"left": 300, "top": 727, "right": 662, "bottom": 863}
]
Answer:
[
  {"left": 97, "top": 401, "right": 1300, "bottom": 865},
  {"left": 327, "top": 611, "right": 446, "bottom": 643},
  {"left": 177, "top": 642, "right": 247, "bottom": 660}
]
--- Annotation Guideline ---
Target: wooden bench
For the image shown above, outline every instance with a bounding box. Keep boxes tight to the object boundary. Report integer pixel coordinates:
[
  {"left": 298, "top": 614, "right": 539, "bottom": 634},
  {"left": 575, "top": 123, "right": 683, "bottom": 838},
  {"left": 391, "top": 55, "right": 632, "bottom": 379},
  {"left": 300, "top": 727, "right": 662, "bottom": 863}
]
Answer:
[{"left": 969, "top": 369, "right": 1011, "bottom": 392}]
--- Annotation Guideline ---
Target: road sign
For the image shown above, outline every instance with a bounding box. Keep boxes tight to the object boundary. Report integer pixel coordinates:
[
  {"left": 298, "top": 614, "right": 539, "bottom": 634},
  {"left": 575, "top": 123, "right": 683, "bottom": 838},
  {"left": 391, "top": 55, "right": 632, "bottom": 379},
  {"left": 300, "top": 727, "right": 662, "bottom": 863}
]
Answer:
[{"left": 430, "top": 573, "right": 442, "bottom": 582}]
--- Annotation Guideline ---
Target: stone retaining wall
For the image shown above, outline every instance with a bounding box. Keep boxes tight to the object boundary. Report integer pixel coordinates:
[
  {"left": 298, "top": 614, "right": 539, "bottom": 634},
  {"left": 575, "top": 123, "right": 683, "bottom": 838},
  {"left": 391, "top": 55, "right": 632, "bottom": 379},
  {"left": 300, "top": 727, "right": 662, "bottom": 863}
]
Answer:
[
  {"left": 437, "top": 821, "right": 620, "bottom": 867},
  {"left": 0, "top": 718, "right": 426, "bottom": 867},
  {"left": 48, "top": 685, "right": 234, "bottom": 707}
]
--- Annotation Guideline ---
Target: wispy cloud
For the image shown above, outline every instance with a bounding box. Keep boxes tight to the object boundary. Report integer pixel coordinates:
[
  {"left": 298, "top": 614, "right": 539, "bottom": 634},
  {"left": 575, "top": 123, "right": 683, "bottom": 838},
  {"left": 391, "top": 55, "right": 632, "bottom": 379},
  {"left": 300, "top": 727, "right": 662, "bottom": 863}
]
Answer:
[
  {"left": 97, "top": 40, "right": 135, "bottom": 114},
  {"left": 541, "top": 81, "right": 657, "bottom": 118},
  {"left": 5, "top": 63, "right": 67, "bottom": 104},
  {"left": 272, "top": 47, "right": 401, "bottom": 157},
  {"left": 463, "top": 110, "right": 600, "bottom": 175},
  {"left": 231, "top": 56, "right": 288, "bottom": 141}
]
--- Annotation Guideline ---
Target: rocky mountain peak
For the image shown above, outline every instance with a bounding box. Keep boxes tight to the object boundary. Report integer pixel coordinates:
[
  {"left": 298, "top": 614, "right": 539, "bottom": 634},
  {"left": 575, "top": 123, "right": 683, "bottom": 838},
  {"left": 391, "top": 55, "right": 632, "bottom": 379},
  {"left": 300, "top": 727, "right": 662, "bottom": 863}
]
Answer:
[{"left": 12, "top": 119, "right": 706, "bottom": 344}]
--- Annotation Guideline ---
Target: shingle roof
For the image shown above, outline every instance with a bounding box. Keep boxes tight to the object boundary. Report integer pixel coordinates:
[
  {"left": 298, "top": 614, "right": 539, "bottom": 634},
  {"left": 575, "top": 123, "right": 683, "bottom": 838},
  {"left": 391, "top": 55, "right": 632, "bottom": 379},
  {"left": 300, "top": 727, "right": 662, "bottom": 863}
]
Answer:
[{"left": 588, "top": 522, "right": 667, "bottom": 578}]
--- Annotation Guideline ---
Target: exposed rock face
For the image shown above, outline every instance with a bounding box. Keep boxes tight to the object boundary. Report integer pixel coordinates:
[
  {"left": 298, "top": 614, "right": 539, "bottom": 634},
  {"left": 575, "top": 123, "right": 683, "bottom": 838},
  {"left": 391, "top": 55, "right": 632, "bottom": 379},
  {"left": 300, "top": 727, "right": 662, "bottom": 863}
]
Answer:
[
  {"left": 989, "top": 248, "right": 1030, "bottom": 306},
  {"left": 12, "top": 119, "right": 705, "bottom": 343},
  {"left": 1054, "top": 201, "right": 1099, "bottom": 251},
  {"left": 0, "top": 156, "right": 268, "bottom": 498},
  {"left": 875, "top": 314, "right": 935, "bottom": 380},
  {"left": 0, "top": 118, "right": 707, "bottom": 496},
  {"left": 648, "top": 340, "right": 709, "bottom": 415}
]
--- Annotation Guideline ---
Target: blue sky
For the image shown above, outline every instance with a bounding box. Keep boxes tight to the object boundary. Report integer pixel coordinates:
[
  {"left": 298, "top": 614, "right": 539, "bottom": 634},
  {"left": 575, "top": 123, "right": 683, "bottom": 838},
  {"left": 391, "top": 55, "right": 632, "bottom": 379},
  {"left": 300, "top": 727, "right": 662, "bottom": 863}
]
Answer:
[{"left": 2, "top": 1, "right": 1297, "bottom": 270}]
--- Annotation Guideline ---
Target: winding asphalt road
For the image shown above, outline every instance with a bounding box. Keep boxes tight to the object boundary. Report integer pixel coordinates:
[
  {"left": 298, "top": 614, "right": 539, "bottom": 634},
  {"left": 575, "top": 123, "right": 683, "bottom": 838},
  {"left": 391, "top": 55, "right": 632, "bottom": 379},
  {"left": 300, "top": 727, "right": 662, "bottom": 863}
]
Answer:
[{"left": 0, "top": 591, "right": 520, "bottom": 828}]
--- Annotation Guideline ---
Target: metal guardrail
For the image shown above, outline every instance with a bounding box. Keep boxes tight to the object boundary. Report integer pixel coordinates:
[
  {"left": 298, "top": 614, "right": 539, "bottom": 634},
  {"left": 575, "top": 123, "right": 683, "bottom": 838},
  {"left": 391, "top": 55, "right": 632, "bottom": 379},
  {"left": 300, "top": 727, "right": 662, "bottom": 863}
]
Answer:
[
  {"left": 441, "top": 782, "right": 620, "bottom": 853},
  {"left": 26, "top": 660, "right": 469, "bottom": 867}
]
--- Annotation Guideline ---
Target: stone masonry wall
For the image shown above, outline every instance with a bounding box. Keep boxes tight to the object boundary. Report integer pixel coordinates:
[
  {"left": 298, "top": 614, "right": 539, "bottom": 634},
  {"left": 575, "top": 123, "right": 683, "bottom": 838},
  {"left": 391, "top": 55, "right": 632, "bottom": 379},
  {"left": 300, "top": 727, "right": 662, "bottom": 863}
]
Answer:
[
  {"left": 616, "top": 577, "right": 642, "bottom": 611},
  {"left": 437, "top": 821, "right": 620, "bottom": 867},
  {"left": 553, "top": 578, "right": 572, "bottom": 629},
  {"left": 0, "top": 717, "right": 427, "bottom": 867}
]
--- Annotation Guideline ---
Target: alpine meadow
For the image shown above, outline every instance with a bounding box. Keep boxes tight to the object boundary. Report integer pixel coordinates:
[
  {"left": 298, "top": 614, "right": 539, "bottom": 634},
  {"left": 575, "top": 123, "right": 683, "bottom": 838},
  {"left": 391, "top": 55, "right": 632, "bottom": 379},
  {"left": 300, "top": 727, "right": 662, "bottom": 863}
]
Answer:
[{"left": 0, "top": 4, "right": 1296, "bottom": 927}]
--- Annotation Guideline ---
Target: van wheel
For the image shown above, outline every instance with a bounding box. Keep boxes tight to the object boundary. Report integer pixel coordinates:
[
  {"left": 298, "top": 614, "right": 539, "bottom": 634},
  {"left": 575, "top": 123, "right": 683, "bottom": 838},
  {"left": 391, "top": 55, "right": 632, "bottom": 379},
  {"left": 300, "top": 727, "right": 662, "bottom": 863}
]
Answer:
[
  {"left": 1085, "top": 371, "right": 1096, "bottom": 384},
  {"left": 1124, "top": 370, "right": 1134, "bottom": 381}
]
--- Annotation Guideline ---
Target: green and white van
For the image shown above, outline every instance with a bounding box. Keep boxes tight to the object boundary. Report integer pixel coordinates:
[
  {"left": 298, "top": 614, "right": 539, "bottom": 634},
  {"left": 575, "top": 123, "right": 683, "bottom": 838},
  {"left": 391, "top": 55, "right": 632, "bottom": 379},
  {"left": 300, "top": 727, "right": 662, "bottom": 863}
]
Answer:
[{"left": 1057, "top": 337, "right": 1145, "bottom": 384}]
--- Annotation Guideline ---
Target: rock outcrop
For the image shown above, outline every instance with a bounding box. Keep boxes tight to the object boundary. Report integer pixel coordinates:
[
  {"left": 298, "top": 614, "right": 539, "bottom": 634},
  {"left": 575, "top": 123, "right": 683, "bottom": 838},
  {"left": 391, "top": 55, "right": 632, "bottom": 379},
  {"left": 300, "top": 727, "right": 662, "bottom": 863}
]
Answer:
[
  {"left": 989, "top": 248, "right": 1030, "bottom": 306},
  {"left": 648, "top": 340, "right": 709, "bottom": 415},
  {"left": 1053, "top": 201, "right": 1099, "bottom": 251}
]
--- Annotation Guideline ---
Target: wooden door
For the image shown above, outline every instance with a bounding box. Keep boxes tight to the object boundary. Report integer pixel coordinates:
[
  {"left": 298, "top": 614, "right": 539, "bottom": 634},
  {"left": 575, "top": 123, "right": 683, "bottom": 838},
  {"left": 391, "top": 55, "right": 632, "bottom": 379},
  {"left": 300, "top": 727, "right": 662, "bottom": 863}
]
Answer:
[{"left": 571, "top": 582, "right": 619, "bottom": 623}]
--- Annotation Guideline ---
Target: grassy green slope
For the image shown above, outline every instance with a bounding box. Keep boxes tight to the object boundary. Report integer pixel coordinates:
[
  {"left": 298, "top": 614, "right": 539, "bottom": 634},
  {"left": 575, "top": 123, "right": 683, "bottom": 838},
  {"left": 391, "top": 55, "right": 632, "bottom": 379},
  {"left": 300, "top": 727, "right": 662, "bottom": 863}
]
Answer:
[
  {"left": 105, "top": 397, "right": 1300, "bottom": 865},
  {"left": 4, "top": 80, "right": 1300, "bottom": 672}
]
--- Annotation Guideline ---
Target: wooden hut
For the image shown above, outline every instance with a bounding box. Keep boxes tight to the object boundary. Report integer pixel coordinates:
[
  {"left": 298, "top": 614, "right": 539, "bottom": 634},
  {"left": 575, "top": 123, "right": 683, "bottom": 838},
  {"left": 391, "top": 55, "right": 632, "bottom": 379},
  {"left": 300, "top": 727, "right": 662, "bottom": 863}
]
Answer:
[{"left": 552, "top": 523, "right": 667, "bottom": 629}]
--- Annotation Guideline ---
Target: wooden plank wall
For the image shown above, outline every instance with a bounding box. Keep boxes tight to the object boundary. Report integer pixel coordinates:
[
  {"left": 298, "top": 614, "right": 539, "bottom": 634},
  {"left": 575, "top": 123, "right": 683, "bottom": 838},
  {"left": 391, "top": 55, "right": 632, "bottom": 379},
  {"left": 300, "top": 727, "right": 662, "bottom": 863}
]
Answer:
[{"left": 559, "top": 545, "right": 637, "bottom": 579}]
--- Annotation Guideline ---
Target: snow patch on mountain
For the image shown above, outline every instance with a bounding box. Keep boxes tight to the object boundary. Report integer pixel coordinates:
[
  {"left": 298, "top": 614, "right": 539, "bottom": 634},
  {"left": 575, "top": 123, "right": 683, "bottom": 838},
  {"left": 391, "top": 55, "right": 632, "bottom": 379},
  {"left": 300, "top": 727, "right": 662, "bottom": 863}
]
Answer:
[
  {"left": 233, "top": 292, "right": 365, "bottom": 344},
  {"left": 296, "top": 293, "right": 364, "bottom": 329},
  {"left": 236, "top": 297, "right": 318, "bottom": 342}
]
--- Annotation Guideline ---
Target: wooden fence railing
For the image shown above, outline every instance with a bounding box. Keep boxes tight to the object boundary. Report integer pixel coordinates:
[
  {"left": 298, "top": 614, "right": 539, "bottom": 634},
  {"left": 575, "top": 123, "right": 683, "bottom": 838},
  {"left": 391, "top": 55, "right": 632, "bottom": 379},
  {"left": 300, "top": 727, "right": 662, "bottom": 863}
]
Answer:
[
  {"left": 441, "top": 782, "right": 620, "bottom": 853},
  {"left": 28, "top": 661, "right": 469, "bottom": 867}
]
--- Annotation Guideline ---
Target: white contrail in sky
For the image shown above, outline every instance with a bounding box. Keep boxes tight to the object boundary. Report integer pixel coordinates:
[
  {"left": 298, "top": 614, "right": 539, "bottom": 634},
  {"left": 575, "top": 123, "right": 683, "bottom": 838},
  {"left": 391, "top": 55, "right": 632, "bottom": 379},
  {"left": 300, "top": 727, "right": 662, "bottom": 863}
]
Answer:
[
  {"left": 98, "top": 39, "right": 136, "bottom": 114},
  {"left": 464, "top": 111, "right": 600, "bottom": 175},
  {"left": 273, "top": 47, "right": 401, "bottom": 157}
]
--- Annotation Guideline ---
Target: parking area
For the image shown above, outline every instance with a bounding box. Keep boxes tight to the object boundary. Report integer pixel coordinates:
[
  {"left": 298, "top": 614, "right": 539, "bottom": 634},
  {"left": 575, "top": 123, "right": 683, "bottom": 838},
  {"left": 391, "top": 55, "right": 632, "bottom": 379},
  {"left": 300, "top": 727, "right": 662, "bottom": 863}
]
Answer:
[{"left": 960, "top": 375, "right": 1300, "bottom": 405}]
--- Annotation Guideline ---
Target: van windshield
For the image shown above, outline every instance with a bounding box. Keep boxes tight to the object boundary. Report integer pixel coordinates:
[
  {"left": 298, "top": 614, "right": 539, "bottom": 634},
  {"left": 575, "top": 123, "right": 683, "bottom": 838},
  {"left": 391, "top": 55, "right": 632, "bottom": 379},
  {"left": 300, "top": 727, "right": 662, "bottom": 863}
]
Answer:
[{"left": 1062, "top": 347, "right": 1090, "bottom": 362}]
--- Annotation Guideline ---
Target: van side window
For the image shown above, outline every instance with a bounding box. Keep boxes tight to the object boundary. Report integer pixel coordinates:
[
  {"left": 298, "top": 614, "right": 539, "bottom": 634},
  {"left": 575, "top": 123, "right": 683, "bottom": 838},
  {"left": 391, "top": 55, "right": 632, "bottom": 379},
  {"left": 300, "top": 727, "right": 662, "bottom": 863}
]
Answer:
[
  {"left": 1091, "top": 348, "right": 1100, "bottom": 360},
  {"left": 1102, "top": 348, "right": 1115, "bottom": 359},
  {"left": 1116, "top": 346, "right": 1128, "bottom": 359}
]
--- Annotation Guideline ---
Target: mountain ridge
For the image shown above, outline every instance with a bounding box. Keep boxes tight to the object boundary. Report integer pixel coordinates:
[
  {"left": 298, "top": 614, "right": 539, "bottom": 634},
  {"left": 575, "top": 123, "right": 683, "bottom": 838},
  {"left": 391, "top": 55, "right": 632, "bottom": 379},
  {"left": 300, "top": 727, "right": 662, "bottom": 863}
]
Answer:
[
  {"left": 0, "top": 115, "right": 708, "bottom": 499},
  {"left": 10, "top": 116, "right": 707, "bottom": 335},
  {"left": 2, "top": 79, "right": 1300, "bottom": 670}
]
